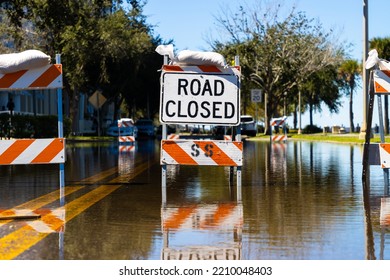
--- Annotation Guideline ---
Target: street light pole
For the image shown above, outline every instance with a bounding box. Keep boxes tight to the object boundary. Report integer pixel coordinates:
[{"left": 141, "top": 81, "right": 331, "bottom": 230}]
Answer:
[{"left": 360, "top": 0, "right": 369, "bottom": 139}]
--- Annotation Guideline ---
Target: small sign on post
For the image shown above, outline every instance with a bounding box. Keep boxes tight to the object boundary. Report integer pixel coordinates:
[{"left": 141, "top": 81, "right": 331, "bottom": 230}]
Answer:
[{"left": 251, "top": 89, "right": 262, "bottom": 103}]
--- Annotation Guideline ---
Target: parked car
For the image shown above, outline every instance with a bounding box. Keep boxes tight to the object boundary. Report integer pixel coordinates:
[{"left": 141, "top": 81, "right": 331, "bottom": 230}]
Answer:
[
  {"left": 135, "top": 119, "right": 155, "bottom": 138},
  {"left": 106, "top": 118, "right": 138, "bottom": 137},
  {"left": 240, "top": 115, "right": 257, "bottom": 136}
]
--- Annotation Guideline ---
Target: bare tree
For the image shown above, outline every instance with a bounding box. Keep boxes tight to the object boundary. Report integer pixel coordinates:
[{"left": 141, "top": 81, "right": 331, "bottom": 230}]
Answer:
[{"left": 210, "top": 1, "right": 345, "bottom": 134}]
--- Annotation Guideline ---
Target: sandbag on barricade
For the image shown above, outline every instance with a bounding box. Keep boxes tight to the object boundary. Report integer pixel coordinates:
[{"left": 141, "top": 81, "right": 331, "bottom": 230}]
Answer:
[
  {"left": 0, "top": 50, "right": 51, "bottom": 74},
  {"left": 155, "top": 44, "right": 227, "bottom": 67}
]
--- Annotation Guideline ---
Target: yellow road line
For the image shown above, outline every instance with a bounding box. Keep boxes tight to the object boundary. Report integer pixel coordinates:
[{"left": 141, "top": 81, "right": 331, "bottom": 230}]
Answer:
[
  {"left": 0, "top": 165, "right": 119, "bottom": 222},
  {"left": 0, "top": 185, "right": 120, "bottom": 260},
  {"left": 0, "top": 157, "right": 158, "bottom": 260}
]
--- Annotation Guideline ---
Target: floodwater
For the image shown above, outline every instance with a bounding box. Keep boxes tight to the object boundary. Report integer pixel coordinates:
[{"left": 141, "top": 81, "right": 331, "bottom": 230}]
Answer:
[{"left": 0, "top": 138, "right": 390, "bottom": 260}]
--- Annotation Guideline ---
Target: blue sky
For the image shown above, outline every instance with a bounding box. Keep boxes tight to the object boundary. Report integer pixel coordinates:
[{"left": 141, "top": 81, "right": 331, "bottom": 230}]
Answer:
[{"left": 144, "top": 0, "right": 390, "bottom": 129}]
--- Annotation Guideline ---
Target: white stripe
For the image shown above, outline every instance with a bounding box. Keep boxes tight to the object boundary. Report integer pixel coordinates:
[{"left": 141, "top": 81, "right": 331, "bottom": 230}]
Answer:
[
  {"left": 0, "top": 140, "right": 14, "bottom": 155},
  {"left": 179, "top": 142, "right": 217, "bottom": 165},
  {"left": 161, "top": 148, "right": 179, "bottom": 164},
  {"left": 11, "top": 139, "right": 49, "bottom": 164},
  {"left": 11, "top": 65, "right": 51, "bottom": 89},
  {"left": 26, "top": 220, "right": 55, "bottom": 233},
  {"left": 215, "top": 141, "right": 242, "bottom": 165}
]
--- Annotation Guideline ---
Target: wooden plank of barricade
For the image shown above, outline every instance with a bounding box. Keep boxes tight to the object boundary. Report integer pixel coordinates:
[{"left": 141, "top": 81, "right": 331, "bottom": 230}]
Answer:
[
  {"left": 161, "top": 139, "right": 242, "bottom": 166},
  {"left": 0, "top": 64, "right": 62, "bottom": 91},
  {"left": 0, "top": 138, "right": 65, "bottom": 165}
]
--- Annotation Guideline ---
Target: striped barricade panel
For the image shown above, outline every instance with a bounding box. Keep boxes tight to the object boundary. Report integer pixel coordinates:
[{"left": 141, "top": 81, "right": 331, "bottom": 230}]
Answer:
[
  {"left": 224, "top": 135, "right": 232, "bottom": 141},
  {"left": 162, "top": 65, "right": 241, "bottom": 75},
  {"left": 379, "top": 143, "right": 390, "bottom": 168},
  {"left": 118, "top": 136, "right": 135, "bottom": 143},
  {"left": 0, "top": 64, "right": 62, "bottom": 91},
  {"left": 271, "top": 116, "right": 287, "bottom": 126},
  {"left": 161, "top": 140, "right": 242, "bottom": 166},
  {"left": 272, "top": 135, "right": 287, "bottom": 142},
  {"left": 374, "top": 70, "right": 390, "bottom": 94},
  {"left": 0, "top": 138, "right": 65, "bottom": 165},
  {"left": 168, "top": 134, "right": 180, "bottom": 140}
]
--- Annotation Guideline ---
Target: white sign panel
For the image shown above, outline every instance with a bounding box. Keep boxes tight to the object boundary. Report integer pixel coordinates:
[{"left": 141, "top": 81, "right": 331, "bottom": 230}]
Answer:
[
  {"left": 251, "top": 89, "right": 262, "bottom": 103},
  {"left": 160, "top": 69, "right": 240, "bottom": 125}
]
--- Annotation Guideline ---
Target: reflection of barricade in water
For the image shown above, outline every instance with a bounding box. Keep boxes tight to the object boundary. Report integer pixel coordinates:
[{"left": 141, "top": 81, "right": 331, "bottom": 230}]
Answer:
[
  {"left": 118, "top": 145, "right": 136, "bottom": 175},
  {"left": 0, "top": 207, "right": 65, "bottom": 233},
  {"left": 381, "top": 197, "right": 390, "bottom": 226},
  {"left": 161, "top": 202, "right": 243, "bottom": 260}
]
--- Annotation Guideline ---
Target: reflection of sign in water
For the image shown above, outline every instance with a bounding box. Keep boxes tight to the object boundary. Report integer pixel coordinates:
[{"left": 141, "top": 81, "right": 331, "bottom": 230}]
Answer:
[
  {"left": 161, "top": 203, "right": 243, "bottom": 260},
  {"left": 380, "top": 197, "right": 390, "bottom": 225}
]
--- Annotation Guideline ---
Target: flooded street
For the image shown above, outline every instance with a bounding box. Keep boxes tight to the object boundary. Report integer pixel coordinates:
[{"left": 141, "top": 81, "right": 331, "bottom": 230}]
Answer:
[{"left": 1, "top": 139, "right": 390, "bottom": 260}]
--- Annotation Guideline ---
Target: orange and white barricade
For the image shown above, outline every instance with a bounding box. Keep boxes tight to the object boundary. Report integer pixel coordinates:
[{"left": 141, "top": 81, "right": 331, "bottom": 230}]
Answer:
[
  {"left": 0, "top": 55, "right": 65, "bottom": 225},
  {"left": 0, "top": 64, "right": 62, "bottom": 90},
  {"left": 161, "top": 140, "right": 242, "bottom": 166},
  {"left": 0, "top": 138, "right": 65, "bottom": 165},
  {"left": 271, "top": 116, "right": 287, "bottom": 127}
]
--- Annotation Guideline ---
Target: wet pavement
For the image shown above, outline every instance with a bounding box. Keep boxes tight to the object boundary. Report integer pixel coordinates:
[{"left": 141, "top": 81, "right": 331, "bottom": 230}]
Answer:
[{"left": 1, "top": 138, "right": 390, "bottom": 260}]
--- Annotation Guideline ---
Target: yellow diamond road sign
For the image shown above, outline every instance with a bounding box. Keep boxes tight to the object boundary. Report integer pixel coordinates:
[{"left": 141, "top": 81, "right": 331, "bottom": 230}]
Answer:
[{"left": 89, "top": 90, "right": 106, "bottom": 109}]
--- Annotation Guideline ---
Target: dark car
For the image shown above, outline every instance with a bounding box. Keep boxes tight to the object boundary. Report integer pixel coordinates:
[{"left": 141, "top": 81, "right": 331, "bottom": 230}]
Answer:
[{"left": 135, "top": 119, "right": 155, "bottom": 138}]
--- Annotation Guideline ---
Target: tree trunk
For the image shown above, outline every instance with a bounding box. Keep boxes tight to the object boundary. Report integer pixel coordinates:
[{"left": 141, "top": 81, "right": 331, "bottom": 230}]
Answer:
[{"left": 349, "top": 88, "right": 354, "bottom": 133}]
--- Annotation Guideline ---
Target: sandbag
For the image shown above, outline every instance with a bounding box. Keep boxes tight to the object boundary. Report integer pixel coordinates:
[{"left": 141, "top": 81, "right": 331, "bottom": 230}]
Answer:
[
  {"left": 155, "top": 44, "right": 227, "bottom": 67},
  {"left": 0, "top": 50, "right": 51, "bottom": 74},
  {"left": 173, "top": 50, "right": 227, "bottom": 67}
]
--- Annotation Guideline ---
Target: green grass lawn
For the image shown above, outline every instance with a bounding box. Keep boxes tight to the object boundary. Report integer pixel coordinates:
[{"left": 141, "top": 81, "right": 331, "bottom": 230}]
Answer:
[{"left": 251, "top": 132, "right": 387, "bottom": 144}]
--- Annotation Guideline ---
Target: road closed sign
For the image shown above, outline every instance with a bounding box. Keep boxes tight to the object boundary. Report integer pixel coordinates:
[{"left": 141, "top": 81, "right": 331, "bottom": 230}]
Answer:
[{"left": 160, "top": 65, "right": 240, "bottom": 125}]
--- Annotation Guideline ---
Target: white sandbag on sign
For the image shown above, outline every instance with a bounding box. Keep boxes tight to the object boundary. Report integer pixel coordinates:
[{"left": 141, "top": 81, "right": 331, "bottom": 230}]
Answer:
[
  {"left": 155, "top": 44, "right": 227, "bottom": 67},
  {"left": 174, "top": 50, "right": 227, "bottom": 67},
  {"left": 0, "top": 50, "right": 51, "bottom": 74}
]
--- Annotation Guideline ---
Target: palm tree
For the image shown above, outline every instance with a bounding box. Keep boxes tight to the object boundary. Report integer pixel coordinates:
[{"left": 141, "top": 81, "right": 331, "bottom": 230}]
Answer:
[{"left": 338, "top": 59, "right": 361, "bottom": 133}]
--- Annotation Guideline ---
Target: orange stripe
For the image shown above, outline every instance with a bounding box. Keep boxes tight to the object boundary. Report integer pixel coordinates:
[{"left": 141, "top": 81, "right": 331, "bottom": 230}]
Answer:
[
  {"left": 375, "top": 81, "right": 389, "bottom": 93},
  {"left": 380, "top": 144, "right": 390, "bottom": 154},
  {"left": 200, "top": 203, "right": 236, "bottom": 228},
  {"left": 162, "top": 140, "right": 198, "bottom": 165},
  {"left": 197, "top": 65, "right": 222, "bottom": 72},
  {"left": 0, "top": 139, "right": 35, "bottom": 164},
  {"left": 0, "top": 70, "right": 27, "bottom": 88},
  {"left": 163, "top": 65, "right": 184, "bottom": 72},
  {"left": 31, "top": 138, "right": 64, "bottom": 163},
  {"left": 29, "top": 64, "right": 62, "bottom": 88},
  {"left": 195, "top": 141, "right": 237, "bottom": 166},
  {"left": 232, "top": 141, "right": 243, "bottom": 151},
  {"left": 163, "top": 207, "right": 196, "bottom": 229},
  {"left": 382, "top": 70, "right": 390, "bottom": 78}
]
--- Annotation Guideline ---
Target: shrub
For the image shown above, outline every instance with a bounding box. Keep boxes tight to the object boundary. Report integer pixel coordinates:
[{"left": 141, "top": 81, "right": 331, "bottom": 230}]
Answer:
[{"left": 302, "top": 124, "right": 322, "bottom": 134}]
